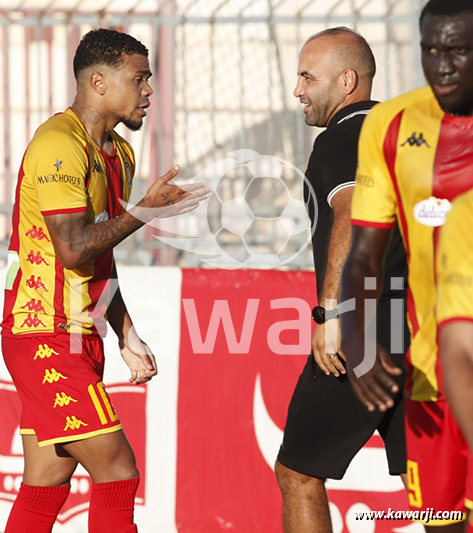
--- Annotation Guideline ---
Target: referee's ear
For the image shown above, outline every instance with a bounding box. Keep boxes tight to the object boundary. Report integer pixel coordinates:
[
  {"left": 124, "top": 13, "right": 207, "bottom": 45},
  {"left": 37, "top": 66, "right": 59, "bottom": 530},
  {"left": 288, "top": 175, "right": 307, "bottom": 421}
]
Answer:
[{"left": 340, "top": 68, "right": 358, "bottom": 95}]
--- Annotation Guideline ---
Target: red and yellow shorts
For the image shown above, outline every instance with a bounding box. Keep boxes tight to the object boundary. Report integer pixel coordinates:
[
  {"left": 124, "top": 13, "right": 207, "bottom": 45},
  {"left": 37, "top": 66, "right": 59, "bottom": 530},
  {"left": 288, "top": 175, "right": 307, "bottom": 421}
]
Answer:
[
  {"left": 2, "top": 334, "right": 122, "bottom": 447},
  {"left": 405, "top": 398, "right": 473, "bottom": 524}
]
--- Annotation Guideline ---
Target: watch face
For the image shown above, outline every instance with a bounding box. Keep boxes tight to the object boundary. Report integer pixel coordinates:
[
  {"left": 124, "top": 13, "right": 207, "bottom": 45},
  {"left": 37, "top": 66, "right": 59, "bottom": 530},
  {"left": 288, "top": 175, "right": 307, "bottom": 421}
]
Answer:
[{"left": 312, "top": 306, "right": 325, "bottom": 324}]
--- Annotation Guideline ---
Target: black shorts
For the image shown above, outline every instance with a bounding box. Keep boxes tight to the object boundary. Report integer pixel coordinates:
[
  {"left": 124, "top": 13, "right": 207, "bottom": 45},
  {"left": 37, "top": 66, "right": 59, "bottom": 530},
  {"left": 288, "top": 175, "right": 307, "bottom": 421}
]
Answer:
[{"left": 277, "top": 296, "right": 409, "bottom": 480}]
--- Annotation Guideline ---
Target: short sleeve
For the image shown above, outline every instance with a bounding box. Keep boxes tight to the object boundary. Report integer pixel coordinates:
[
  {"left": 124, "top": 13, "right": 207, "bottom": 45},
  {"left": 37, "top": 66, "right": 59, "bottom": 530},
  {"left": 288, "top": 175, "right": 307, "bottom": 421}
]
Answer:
[
  {"left": 310, "top": 130, "right": 357, "bottom": 207},
  {"left": 437, "top": 191, "right": 473, "bottom": 327},
  {"left": 28, "top": 127, "right": 89, "bottom": 215},
  {"left": 351, "top": 106, "right": 398, "bottom": 228}
]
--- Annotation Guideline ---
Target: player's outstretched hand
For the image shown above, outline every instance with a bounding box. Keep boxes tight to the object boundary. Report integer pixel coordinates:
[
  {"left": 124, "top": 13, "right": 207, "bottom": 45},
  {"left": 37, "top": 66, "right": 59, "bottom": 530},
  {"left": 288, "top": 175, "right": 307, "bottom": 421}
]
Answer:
[
  {"left": 119, "top": 327, "right": 158, "bottom": 385},
  {"left": 340, "top": 337, "right": 402, "bottom": 412},
  {"left": 140, "top": 165, "right": 211, "bottom": 219}
]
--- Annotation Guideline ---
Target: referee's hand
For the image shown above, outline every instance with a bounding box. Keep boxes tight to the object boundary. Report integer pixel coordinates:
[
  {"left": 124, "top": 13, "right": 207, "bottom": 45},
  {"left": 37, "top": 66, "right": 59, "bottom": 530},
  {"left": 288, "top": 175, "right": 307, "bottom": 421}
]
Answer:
[
  {"left": 312, "top": 319, "right": 346, "bottom": 377},
  {"left": 340, "top": 334, "right": 402, "bottom": 412}
]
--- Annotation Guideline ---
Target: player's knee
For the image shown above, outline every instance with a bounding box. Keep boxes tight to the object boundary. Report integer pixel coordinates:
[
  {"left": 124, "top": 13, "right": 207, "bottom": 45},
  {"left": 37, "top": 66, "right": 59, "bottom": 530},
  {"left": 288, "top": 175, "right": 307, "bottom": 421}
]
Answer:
[{"left": 275, "top": 460, "right": 324, "bottom": 496}]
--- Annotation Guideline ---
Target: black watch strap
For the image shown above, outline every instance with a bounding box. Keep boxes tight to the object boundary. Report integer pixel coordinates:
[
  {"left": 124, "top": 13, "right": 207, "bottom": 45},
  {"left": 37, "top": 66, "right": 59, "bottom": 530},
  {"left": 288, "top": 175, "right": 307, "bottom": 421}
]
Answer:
[{"left": 312, "top": 305, "right": 339, "bottom": 324}]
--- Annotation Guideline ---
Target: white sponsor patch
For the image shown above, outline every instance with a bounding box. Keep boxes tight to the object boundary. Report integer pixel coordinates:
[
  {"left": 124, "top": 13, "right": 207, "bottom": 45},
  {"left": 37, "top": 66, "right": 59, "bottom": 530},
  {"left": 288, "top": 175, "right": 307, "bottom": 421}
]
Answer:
[
  {"left": 413, "top": 197, "right": 452, "bottom": 227},
  {"left": 94, "top": 210, "right": 109, "bottom": 223}
]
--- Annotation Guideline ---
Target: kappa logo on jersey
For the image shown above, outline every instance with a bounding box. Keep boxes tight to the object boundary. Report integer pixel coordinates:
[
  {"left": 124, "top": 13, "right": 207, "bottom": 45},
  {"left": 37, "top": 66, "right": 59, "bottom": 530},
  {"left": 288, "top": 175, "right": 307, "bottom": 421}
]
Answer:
[
  {"left": 42, "top": 368, "right": 67, "bottom": 384},
  {"left": 401, "top": 132, "right": 430, "bottom": 148},
  {"left": 20, "top": 313, "right": 46, "bottom": 328},
  {"left": 26, "top": 275, "right": 48, "bottom": 291},
  {"left": 93, "top": 160, "right": 104, "bottom": 174},
  {"left": 20, "top": 298, "right": 46, "bottom": 313},
  {"left": 53, "top": 392, "right": 78, "bottom": 408},
  {"left": 25, "top": 225, "right": 51, "bottom": 242},
  {"left": 34, "top": 344, "right": 59, "bottom": 360},
  {"left": 53, "top": 158, "right": 63, "bottom": 171},
  {"left": 413, "top": 197, "right": 452, "bottom": 227},
  {"left": 63, "top": 415, "right": 88, "bottom": 431},
  {"left": 26, "top": 250, "right": 49, "bottom": 266}
]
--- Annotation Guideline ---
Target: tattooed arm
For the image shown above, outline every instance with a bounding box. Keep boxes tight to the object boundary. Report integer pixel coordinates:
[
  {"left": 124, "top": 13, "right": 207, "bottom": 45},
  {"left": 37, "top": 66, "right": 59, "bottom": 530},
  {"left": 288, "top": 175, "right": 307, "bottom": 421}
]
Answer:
[{"left": 44, "top": 165, "right": 209, "bottom": 269}]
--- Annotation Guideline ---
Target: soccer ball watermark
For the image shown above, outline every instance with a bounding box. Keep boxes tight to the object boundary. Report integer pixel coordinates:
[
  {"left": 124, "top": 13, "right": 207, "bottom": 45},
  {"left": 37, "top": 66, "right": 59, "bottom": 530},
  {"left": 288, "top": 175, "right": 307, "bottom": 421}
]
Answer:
[{"left": 124, "top": 149, "right": 317, "bottom": 269}]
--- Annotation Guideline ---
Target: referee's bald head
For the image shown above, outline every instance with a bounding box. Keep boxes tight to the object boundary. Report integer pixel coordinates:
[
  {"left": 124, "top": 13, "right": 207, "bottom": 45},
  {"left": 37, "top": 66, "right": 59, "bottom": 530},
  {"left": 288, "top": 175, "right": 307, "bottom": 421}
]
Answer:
[{"left": 304, "top": 27, "right": 376, "bottom": 84}]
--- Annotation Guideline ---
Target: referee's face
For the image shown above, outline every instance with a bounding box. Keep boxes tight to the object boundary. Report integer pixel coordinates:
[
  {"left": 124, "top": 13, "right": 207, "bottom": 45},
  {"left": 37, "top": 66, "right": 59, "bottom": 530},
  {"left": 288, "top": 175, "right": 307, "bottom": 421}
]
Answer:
[
  {"left": 294, "top": 40, "right": 343, "bottom": 127},
  {"left": 421, "top": 12, "right": 473, "bottom": 116}
]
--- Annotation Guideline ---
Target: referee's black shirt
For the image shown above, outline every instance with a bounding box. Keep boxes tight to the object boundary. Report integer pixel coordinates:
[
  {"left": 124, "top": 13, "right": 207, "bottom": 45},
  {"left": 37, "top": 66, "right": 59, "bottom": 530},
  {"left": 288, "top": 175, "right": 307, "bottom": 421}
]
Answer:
[{"left": 304, "top": 101, "right": 407, "bottom": 301}]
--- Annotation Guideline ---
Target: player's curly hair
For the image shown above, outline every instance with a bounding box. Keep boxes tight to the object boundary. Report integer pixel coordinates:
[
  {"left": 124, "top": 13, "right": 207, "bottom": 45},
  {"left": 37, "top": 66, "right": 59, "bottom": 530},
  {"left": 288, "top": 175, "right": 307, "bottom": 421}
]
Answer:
[
  {"left": 73, "top": 28, "right": 148, "bottom": 79},
  {"left": 420, "top": 0, "right": 473, "bottom": 23}
]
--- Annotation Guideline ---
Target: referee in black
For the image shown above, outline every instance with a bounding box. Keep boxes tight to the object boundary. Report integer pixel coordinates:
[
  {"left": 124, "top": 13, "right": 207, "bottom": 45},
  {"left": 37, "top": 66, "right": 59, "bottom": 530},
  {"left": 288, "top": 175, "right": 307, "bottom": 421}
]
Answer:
[{"left": 275, "top": 27, "right": 409, "bottom": 532}]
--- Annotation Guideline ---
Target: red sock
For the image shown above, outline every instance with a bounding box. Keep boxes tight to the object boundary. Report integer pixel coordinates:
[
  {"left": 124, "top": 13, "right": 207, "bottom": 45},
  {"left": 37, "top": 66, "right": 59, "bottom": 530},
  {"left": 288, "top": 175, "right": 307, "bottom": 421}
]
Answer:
[
  {"left": 89, "top": 477, "right": 140, "bottom": 533},
  {"left": 4, "top": 482, "right": 70, "bottom": 533}
]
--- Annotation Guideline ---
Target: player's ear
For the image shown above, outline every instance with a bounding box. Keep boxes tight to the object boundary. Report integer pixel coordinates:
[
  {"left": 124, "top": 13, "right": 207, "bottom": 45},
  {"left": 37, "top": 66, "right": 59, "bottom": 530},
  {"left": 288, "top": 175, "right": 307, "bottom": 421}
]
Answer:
[
  {"left": 90, "top": 71, "right": 106, "bottom": 96},
  {"left": 341, "top": 68, "right": 357, "bottom": 95}
]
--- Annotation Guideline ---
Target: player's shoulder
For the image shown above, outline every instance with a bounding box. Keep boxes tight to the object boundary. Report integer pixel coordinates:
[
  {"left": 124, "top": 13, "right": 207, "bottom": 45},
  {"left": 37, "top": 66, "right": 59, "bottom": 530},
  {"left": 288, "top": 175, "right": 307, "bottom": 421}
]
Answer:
[
  {"left": 30, "top": 109, "right": 87, "bottom": 152},
  {"left": 367, "top": 87, "right": 436, "bottom": 125}
]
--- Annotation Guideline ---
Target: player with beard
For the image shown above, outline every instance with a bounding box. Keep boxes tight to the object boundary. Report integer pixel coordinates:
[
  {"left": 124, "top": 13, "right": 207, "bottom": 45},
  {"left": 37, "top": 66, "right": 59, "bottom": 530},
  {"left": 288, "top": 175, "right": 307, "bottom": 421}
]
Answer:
[
  {"left": 341, "top": 0, "right": 473, "bottom": 529},
  {"left": 1, "top": 28, "right": 209, "bottom": 533},
  {"left": 275, "top": 28, "right": 409, "bottom": 532}
]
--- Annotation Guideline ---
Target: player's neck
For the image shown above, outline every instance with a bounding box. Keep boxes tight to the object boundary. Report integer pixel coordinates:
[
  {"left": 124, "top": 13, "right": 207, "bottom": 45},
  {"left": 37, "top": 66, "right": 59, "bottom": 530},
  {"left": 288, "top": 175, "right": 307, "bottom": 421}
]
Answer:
[{"left": 70, "top": 99, "right": 116, "bottom": 151}]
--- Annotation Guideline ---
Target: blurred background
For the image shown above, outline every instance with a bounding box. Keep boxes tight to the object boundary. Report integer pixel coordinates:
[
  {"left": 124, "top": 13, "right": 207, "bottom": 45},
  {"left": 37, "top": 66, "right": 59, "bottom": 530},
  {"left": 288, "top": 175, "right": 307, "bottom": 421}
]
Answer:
[{"left": 0, "top": 0, "right": 426, "bottom": 268}]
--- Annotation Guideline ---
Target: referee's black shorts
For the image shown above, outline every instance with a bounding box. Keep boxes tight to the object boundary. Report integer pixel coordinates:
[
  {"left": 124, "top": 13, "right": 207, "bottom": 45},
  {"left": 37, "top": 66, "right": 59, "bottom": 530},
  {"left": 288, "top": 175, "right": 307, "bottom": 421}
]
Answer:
[{"left": 277, "top": 296, "right": 409, "bottom": 480}]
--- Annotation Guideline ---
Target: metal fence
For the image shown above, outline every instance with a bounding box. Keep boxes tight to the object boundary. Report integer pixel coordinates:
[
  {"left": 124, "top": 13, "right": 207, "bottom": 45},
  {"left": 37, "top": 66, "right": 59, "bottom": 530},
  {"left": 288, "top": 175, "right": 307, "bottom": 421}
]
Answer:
[{"left": 0, "top": 0, "right": 425, "bottom": 268}]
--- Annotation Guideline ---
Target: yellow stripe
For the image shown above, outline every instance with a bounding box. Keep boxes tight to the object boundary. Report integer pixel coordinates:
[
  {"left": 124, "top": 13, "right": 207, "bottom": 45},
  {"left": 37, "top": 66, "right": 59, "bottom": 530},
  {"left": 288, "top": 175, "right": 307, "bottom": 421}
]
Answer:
[
  {"left": 37, "top": 424, "right": 122, "bottom": 447},
  {"left": 465, "top": 498, "right": 473, "bottom": 510},
  {"left": 19, "top": 429, "right": 36, "bottom": 435},
  {"left": 88, "top": 384, "right": 107, "bottom": 424},
  {"left": 97, "top": 382, "right": 118, "bottom": 422}
]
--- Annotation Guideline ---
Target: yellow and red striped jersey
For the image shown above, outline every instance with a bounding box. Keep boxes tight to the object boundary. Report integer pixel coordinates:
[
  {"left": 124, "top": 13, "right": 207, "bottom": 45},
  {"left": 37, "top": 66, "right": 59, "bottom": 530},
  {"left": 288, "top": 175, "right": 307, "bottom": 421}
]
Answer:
[
  {"left": 2, "top": 108, "right": 135, "bottom": 337},
  {"left": 351, "top": 86, "right": 473, "bottom": 401},
  {"left": 437, "top": 189, "right": 473, "bottom": 328}
]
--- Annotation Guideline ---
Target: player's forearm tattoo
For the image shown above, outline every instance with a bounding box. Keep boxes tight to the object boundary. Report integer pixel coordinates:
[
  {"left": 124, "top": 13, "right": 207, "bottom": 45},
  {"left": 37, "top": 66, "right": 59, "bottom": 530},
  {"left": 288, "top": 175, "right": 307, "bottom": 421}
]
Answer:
[{"left": 51, "top": 210, "right": 145, "bottom": 266}]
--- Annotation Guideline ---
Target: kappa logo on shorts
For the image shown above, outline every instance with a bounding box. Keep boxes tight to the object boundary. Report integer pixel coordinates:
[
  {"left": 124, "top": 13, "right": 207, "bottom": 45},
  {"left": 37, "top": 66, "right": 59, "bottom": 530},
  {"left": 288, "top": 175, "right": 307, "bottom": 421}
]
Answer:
[
  {"left": 0, "top": 380, "right": 147, "bottom": 524},
  {"left": 53, "top": 392, "right": 78, "bottom": 408},
  {"left": 42, "top": 368, "right": 67, "bottom": 384},
  {"left": 34, "top": 344, "right": 59, "bottom": 360},
  {"left": 63, "top": 415, "right": 88, "bottom": 431}
]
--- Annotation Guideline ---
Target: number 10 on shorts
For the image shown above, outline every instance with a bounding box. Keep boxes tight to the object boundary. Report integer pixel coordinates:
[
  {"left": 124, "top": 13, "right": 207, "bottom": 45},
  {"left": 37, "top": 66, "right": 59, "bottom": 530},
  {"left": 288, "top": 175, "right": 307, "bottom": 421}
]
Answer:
[{"left": 88, "top": 382, "right": 118, "bottom": 425}]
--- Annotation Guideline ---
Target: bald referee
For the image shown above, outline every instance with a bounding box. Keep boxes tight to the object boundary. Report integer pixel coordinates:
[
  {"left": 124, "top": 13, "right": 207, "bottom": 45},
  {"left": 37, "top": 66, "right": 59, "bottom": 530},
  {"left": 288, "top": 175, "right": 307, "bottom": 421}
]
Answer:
[{"left": 275, "top": 28, "right": 409, "bottom": 532}]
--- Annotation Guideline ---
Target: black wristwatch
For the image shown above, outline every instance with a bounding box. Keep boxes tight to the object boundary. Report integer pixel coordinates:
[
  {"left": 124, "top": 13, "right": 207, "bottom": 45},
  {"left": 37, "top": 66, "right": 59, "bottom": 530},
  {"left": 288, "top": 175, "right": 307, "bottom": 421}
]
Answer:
[{"left": 312, "top": 305, "right": 339, "bottom": 324}]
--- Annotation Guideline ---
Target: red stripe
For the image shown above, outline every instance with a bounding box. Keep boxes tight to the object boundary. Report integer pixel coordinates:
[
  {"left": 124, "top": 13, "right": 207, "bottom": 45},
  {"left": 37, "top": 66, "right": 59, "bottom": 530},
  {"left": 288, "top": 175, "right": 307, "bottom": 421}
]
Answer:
[
  {"left": 382, "top": 110, "right": 420, "bottom": 336},
  {"left": 10, "top": 156, "right": 26, "bottom": 253},
  {"left": 351, "top": 219, "right": 395, "bottom": 229},
  {"left": 41, "top": 207, "right": 87, "bottom": 216},
  {"left": 53, "top": 258, "right": 66, "bottom": 331},
  {"left": 438, "top": 317, "right": 473, "bottom": 329}
]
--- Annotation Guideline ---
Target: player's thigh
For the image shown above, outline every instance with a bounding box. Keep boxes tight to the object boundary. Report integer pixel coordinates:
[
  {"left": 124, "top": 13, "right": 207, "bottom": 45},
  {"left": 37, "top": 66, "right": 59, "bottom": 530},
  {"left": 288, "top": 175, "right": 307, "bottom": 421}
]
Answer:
[
  {"left": 22, "top": 434, "right": 78, "bottom": 486},
  {"left": 63, "top": 429, "right": 138, "bottom": 483}
]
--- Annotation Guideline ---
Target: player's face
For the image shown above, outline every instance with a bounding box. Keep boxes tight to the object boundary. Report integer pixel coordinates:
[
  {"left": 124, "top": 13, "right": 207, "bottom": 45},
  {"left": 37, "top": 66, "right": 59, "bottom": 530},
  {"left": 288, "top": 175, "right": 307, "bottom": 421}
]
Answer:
[
  {"left": 106, "top": 53, "right": 153, "bottom": 131},
  {"left": 294, "top": 41, "right": 343, "bottom": 127},
  {"left": 421, "top": 12, "right": 473, "bottom": 116}
]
